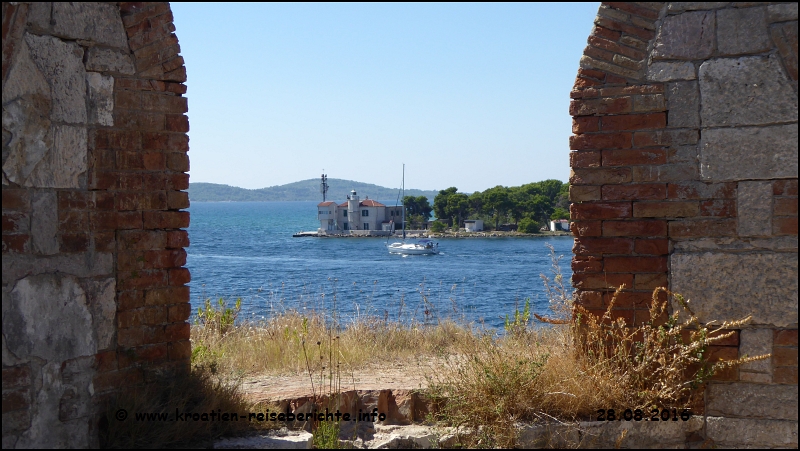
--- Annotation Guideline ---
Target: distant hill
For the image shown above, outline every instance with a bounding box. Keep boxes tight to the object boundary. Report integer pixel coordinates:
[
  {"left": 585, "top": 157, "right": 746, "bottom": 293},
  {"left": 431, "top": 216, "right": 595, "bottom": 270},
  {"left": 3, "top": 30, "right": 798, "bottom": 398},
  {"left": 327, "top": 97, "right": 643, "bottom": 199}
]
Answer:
[{"left": 188, "top": 179, "right": 440, "bottom": 202}]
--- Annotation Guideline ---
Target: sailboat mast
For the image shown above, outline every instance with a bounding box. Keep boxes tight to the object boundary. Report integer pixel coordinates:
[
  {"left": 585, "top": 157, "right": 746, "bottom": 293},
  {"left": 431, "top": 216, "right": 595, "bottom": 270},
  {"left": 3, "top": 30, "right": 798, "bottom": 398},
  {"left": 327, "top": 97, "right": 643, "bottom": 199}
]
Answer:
[{"left": 401, "top": 164, "right": 406, "bottom": 240}]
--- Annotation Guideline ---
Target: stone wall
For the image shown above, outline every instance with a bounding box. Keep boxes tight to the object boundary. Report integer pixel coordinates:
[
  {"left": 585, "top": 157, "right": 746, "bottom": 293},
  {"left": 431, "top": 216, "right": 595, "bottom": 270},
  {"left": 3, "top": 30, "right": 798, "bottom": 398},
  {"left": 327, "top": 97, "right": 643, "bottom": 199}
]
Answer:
[
  {"left": 570, "top": 2, "right": 798, "bottom": 447},
  {"left": 2, "top": 2, "right": 190, "bottom": 447}
]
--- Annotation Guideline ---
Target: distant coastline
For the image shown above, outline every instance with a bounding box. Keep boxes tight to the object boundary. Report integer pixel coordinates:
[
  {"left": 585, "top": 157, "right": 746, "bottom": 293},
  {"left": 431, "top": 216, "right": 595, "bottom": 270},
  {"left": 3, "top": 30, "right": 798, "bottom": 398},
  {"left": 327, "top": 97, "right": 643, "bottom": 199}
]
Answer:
[{"left": 188, "top": 179, "right": 438, "bottom": 202}]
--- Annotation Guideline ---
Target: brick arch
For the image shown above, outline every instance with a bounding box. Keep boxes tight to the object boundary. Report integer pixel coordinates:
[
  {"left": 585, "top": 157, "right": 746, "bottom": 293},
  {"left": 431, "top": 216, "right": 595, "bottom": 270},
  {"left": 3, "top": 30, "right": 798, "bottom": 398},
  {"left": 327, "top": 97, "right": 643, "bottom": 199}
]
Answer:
[
  {"left": 569, "top": 2, "right": 797, "bottom": 446},
  {"left": 2, "top": 2, "right": 190, "bottom": 447}
]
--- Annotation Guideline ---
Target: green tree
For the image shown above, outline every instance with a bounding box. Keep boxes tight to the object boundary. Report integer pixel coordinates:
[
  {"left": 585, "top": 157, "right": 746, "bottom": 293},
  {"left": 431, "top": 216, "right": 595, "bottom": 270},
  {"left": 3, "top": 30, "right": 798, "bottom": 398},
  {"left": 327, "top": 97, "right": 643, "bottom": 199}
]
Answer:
[
  {"left": 550, "top": 207, "right": 570, "bottom": 220},
  {"left": 518, "top": 218, "right": 540, "bottom": 234},
  {"left": 433, "top": 187, "right": 458, "bottom": 224},
  {"left": 483, "top": 186, "right": 512, "bottom": 230}
]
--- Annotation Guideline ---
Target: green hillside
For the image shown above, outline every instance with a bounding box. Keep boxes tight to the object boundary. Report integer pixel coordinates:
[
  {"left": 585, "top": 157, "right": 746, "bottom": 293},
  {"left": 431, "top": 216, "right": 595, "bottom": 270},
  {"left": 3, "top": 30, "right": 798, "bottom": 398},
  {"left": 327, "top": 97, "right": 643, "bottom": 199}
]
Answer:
[{"left": 188, "top": 179, "right": 439, "bottom": 202}]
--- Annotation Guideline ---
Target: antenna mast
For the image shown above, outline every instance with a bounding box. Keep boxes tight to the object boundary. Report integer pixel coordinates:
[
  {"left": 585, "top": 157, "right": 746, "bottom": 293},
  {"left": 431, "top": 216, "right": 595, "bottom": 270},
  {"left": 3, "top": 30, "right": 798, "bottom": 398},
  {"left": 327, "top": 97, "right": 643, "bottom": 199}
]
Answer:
[{"left": 320, "top": 172, "right": 328, "bottom": 202}]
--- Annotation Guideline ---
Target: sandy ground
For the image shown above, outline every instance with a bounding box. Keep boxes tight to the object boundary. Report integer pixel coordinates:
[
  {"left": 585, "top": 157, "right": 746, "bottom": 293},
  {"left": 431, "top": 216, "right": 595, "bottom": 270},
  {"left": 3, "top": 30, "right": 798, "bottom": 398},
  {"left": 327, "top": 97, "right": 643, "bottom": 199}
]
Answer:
[{"left": 241, "top": 358, "right": 444, "bottom": 403}]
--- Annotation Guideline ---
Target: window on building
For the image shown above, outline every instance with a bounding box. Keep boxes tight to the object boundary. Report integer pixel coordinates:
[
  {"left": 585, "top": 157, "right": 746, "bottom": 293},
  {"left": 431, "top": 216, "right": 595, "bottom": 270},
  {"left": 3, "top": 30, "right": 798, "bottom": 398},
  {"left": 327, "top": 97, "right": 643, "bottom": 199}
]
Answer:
[
  {"left": 362, "top": 210, "right": 369, "bottom": 217},
  {"left": 343, "top": 210, "right": 346, "bottom": 216},
  {"left": 364, "top": 223, "right": 369, "bottom": 230},
  {"left": 343, "top": 223, "right": 348, "bottom": 230}
]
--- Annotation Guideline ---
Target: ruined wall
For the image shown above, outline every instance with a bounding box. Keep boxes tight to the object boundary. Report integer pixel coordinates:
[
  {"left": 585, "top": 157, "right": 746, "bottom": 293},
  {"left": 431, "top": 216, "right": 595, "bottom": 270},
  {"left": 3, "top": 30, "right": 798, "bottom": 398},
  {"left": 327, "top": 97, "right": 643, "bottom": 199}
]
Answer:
[
  {"left": 2, "top": 2, "right": 190, "bottom": 447},
  {"left": 570, "top": 2, "right": 797, "bottom": 447}
]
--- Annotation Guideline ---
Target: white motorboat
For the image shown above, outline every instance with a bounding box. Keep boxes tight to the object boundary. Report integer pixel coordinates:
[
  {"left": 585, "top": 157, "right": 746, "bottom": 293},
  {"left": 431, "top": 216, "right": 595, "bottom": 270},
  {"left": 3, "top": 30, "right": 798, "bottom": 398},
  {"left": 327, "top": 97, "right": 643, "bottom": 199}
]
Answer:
[
  {"left": 388, "top": 239, "right": 439, "bottom": 255},
  {"left": 388, "top": 165, "right": 439, "bottom": 256}
]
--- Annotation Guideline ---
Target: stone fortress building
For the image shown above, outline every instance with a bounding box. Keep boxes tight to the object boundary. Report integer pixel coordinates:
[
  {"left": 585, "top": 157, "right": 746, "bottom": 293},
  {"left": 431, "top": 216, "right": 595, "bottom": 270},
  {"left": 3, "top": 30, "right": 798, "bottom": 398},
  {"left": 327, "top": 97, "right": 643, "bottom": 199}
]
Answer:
[
  {"left": 1, "top": 1, "right": 797, "bottom": 448},
  {"left": 317, "top": 190, "right": 403, "bottom": 233}
]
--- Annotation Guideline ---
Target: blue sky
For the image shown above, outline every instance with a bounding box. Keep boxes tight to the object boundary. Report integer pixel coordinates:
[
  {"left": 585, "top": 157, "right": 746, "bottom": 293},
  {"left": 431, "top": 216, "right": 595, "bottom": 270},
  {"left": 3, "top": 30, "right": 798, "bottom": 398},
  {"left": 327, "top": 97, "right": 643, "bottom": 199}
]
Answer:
[{"left": 171, "top": 3, "right": 599, "bottom": 193}]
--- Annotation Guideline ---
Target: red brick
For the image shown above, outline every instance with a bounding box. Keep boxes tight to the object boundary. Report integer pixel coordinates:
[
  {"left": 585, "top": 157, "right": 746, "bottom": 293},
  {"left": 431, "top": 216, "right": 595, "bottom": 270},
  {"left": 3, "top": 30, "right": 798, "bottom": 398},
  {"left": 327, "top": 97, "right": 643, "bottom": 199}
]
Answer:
[
  {"left": 57, "top": 210, "right": 89, "bottom": 231},
  {"left": 118, "top": 270, "right": 168, "bottom": 290},
  {"left": 773, "top": 179, "right": 799, "bottom": 196},
  {"left": 700, "top": 200, "right": 736, "bottom": 217},
  {"left": 89, "top": 171, "right": 118, "bottom": 190},
  {"left": 116, "top": 192, "right": 168, "bottom": 212},
  {"left": 573, "top": 273, "right": 633, "bottom": 290},
  {"left": 572, "top": 255, "right": 604, "bottom": 273},
  {"left": 774, "top": 367, "right": 798, "bottom": 384},
  {"left": 143, "top": 211, "right": 189, "bottom": 229},
  {"left": 570, "top": 97, "right": 633, "bottom": 116},
  {"left": 142, "top": 173, "right": 166, "bottom": 191},
  {"left": 91, "top": 211, "right": 143, "bottom": 230},
  {"left": 604, "top": 291, "right": 654, "bottom": 309},
  {"left": 117, "top": 251, "right": 144, "bottom": 271},
  {"left": 2, "top": 366, "right": 30, "bottom": 389},
  {"left": 774, "top": 197, "right": 798, "bottom": 216},
  {"left": 633, "top": 130, "right": 698, "bottom": 147},
  {"left": 167, "top": 191, "right": 189, "bottom": 209},
  {"left": 594, "top": 16, "right": 656, "bottom": 41},
  {"left": 166, "top": 152, "right": 189, "bottom": 172},
  {"left": 572, "top": 116, "right": 600, "bottom": 134},
  {"left": 168, "top": 340, "right": 192, "bottom": 362},
  {"left": 571, "top": 221, "right": 602, "bottom": 237},
  {"left": 603, "top": 148, "right": 667, "bottom": 166},
  {"left": 605, "top": 73, "right": 628, "bottom": 84},
  {"left": 119, "top": 230, "right": 167, "bottom": 250},
  {"left": 583, "top": 44, "right": 617, "bottom": 64},
  {"left": 165, "top": 322, "right": 190, "bottom": 341},
  {"left": 578, "top": 68, "right": 607, "bottom": 81},
  {"left": 116, "top": 151, "right": 144, "bottom": 170},
  {"left": 634, "top": 238, "right": 669, "bottom": 255},
  {"left": 60, "top": 234, "right": 89, "bottom": 253},
  {"left": 599, "top": 85, "right": 663, "bottom": 97},
  {"left": 165, "top": 114, "right": 189, "bottom": 132},
  {"left": 773, "top": 347, "right": 798, "bottom": 367},
  {"left": 583, "top": 307, "right": 635, "bottom": 325},
  {"left": 634, "top": 273, "right": 668, "bottom": 290},
  {"left": 593, "top": 25, "right": 622, "bottom": 41},
  {"left": 118, "top": 290, "right": 145, "bottom": 310},
  {"left": 2, "top": 212, "right": 28, "bottom": 233},
  {"left": 166, "top": 230, "right": 189, "bottom": 248},
  {"left": 602, "top": 184, "right": 666, "bottom": 200},
  {"left": 169, "top": 267, "right": 191, "bottom": 285},
  {"left": 120, "top": 2, "right": 169, "bottom": 26},
  {"left": 118, "top": 306, "right": 167, "bottom": 328},
  {"left": 669, "top": 219, "right": 736, "bottom": 238},
  {"left": 571, "top": 132, "right": 633, "bottom": 151},
  {"left": 142, "top": 132, "right": 189, "bottom": 151},
  {"left": 605, "top": 256, "right": 667, "bottom": 273},
  {"left": 574, "top": 237, "right": 634, "bottom": 255},
  {"left": 2, "top": 189, "right": 30, "bottom": 211},
  {"left": 133, "top": 343, "right": 169, "bottom": 364},
  {"left": 114, "top": 110, "right": 165, "bottom": 131},
  {"left": 94, "top": 130, "right": 141, "bottom": 151},
  {"left": 573, "top": 80, "right": 601, "bottom": 94},
  {"left": 605, "top": 2, "right": 660, "bottom": 20},
  {"left": 95, "top": 351, "right": 118, "bottom": 373},
  {"left": 588, "top": 35, "right": 646, "bottom": 61},
  {"left": 168, "top": 303, "right": 191, "bottom": 322},
  {"left": 164, "top": 65, "right": 187, "bottom": 83},
  {"left": 570, "top": 151, "right": 601, "bottom": 168},
  {"left": 118, "top": 173, "right": 144, "bottom": 191},
  {"left": 161, "top": 55, "right": 184, "bottom": 73},
  {"left": 140, "top": 91, "right": 187, "bottom": 114},
  {"left": 145, "top": 286, "right": 190, "bottom": 306},
  {"left": 774, "top": 330, "right": 799, "bottom": 347},
  {"left": 2, "top": 387, "right": 30, "bottom": 413},
  {"left": 575, "top": 290, "right": 604, "bottom": 309},
  {"left": 708, "top": 346, "right": 740, "bottom": 381},
  {"left": 601, "top": 113, "right": 665, "bottom": 131},
  {"left": 95, "top": 231, "right": 115, "bottom": 252},
  {"left": 165, "top": 82, "right": 187, "bottom": 94},
  {"left": 603, "top": 220, "right": 667, "bottom": 236},
  {"left": 571, "top": 168, "right": 632, "bottom": 185},
  {"left": 118, "top": 327, "right": 146, "bottom": 347},
  {"left": 668, "top": 182, "right": 736, "bottom": 200},
  {"left": 166, "top": 173, "right": 190, "bottom": 190},
  {"left": 2, "top": 234, "right": 30, "bottom": 253},
  {"left": 144, "top": 249, "right": 187, "bottom": 268},
  {"left": 633, "top": 201, "right": 699, "bottom": 218},
  {"left": 572, "top": 202, "right": 632, "bottom": 220},
  {"left": 773, "top": 217, "right": 798, "bottom": 235},
  {"left": 143, "top": 152, "right": 166, "bottom": 170}
]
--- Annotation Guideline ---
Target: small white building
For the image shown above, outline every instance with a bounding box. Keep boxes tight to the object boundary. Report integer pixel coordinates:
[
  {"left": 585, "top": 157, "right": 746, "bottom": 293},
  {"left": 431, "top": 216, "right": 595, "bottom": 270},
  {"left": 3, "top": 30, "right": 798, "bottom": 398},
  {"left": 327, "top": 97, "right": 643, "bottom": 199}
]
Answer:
[
  {"left": 318, "top": 190, "right": 403, "bottom": 233},
  {"left": 464, "top": 219, "right": 484, "bottom": 232},
  {"left": 550, "top": 219, "right": 570, "bottom": 232}
]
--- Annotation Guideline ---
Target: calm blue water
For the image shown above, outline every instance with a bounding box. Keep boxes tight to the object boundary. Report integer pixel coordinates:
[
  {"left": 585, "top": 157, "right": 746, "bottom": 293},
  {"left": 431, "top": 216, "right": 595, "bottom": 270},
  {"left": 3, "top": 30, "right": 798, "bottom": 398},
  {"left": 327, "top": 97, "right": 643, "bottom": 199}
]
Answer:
[{"left": 187, "top": 201, "right": 574, "bottom": 330}]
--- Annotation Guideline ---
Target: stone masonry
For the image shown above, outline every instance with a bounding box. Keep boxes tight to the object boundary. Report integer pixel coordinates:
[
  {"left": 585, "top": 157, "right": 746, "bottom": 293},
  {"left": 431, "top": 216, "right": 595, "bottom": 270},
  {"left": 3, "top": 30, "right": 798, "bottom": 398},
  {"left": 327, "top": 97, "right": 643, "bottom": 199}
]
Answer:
[
  {"left": 570, "top": 2, "right": 798, "bottom": 447},
  {"left": 2, "top": 3, "right": 190, "bottom": 447}
]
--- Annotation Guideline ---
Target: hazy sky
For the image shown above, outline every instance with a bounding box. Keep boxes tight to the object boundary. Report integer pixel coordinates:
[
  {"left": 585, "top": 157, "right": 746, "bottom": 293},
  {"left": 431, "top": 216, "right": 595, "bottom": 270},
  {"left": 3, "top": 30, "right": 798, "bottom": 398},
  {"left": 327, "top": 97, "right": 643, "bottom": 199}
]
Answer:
[{"left": 171, "top": 3, "right": 599, "bottom": 193}]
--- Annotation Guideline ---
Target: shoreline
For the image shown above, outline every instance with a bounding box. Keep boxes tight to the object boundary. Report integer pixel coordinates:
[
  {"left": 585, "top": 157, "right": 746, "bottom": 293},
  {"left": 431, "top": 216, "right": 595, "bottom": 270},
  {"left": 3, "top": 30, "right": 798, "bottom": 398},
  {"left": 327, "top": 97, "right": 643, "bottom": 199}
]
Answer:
[{"left": 296, "top": 230, "right": 573, "bottom": 238}]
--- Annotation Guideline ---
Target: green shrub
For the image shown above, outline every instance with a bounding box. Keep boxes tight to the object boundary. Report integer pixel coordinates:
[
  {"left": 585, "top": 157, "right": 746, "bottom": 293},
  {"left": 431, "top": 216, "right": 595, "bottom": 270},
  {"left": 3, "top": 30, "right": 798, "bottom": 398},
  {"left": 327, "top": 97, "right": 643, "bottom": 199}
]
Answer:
[
  {"left": 517, "top": 217, "right": 540, "bottom": 233},
  {"left": 430, "top": 221, "right": 446, "bottom": 233}
]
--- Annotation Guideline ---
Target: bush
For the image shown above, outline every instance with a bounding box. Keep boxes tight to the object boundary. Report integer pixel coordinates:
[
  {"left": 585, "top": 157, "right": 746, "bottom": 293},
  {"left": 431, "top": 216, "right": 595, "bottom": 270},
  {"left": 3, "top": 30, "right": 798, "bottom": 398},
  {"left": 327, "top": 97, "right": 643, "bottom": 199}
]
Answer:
[
  {"left": 517, "top": 217, "right": 540, "bottom": 233},
  {"left": 430, "top": 221, "right": 446, "bottom": 233}
]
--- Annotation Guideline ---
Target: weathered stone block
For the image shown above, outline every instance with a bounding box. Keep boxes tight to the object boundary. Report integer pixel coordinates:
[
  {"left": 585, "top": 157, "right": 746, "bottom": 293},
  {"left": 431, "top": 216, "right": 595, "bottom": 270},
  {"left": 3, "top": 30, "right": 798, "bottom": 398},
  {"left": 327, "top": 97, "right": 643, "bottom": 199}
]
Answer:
[
  {"left": 671, "top": 252, "right": 798, "bottom": 327},
  {"left": 3, "top": 274, "right": 95, "bottom": 362},
  {"left": 83, "top": 278, "right": 116, "bottom": 351},
  {"left": 770, "top": 21, "right": 799, "bottom": 83},
  {"left": 738, "top": 181, "right": 773, "bottom": 236},
  {"left": 30, "top": 191, "right": 58, "bottom": 255},
  {"left": 24, "top": 33, "right": 87, "bottom": 125},
  {"left": 705, "top": 417, "right": 798, "bottom": 447},
  {"left": 84, "top": 47, "right": 135, "bottom": 75},
  {"left": 27, "top": 3, "right": 128, "bottom": 50},
  {"left": 699, "top": 55, "right": 798, "bottom": 127},
  {"left": 717, "top": 7, "right": 771, "bottom": 55},
  {"left": 768, "top": 3, "right": 798, "bottom": 22},
  {"left": 24, "top": 125, "right": 87, "bottom": 188},
  {"left": 1, "top": 253, "right": 113, "bottom": 285},
  {"left": 653, "top": 11, "right": 715, "bottom": 60},
  {"left": 708, "top": 383, "right": 797, "bottom": 420},
  {"left": 666, "top": 81, "right": 699, "bottom": 128},
  {"left": 647, "top": 61, "right": 696, "bottom": 82},
  {"left": 699, "top": 125, "right": 798, "bottom": 181},
  {"left": 86, "top": 73, "right": 114, "bottom": 126},
  {"left": 739, "top": 328, "right": 773, "bottom": 374}
]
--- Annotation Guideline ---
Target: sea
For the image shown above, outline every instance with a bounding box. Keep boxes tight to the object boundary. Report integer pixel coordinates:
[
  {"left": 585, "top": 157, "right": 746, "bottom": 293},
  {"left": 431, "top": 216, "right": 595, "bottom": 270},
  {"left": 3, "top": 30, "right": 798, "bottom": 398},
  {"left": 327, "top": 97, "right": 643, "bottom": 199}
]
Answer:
[{"left": 187, "top": 201, "right": 574, "bottom": 330}]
